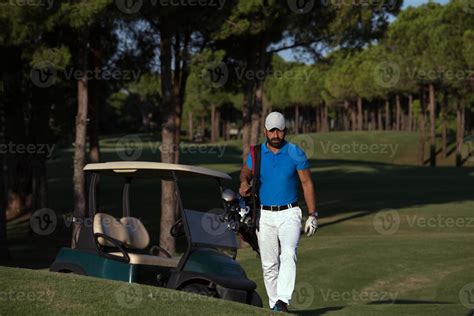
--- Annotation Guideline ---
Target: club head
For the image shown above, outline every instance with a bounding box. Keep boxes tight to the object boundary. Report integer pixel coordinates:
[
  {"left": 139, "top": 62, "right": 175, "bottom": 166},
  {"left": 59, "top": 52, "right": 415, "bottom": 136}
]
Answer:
[{"left": 222, "top": 189, "right": 237, "bottom": 203}]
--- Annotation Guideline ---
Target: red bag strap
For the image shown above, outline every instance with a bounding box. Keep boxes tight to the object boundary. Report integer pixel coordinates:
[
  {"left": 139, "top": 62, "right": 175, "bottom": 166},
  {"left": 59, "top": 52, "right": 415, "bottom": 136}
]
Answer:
[{"left": 250, "top": 145, "right": 256, "bottom": 175}]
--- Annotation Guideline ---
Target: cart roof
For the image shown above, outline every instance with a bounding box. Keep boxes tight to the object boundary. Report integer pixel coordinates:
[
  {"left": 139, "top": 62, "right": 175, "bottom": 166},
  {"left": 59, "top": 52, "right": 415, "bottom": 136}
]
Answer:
[{"left": 83, "top": 161, "right": 231, "bottom": 180}]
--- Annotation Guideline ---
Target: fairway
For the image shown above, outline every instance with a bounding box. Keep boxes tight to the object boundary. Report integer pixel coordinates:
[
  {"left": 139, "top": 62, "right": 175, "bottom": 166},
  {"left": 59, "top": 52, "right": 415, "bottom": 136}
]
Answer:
[{"left": 3, "top": 132, "right": 474, "bottom": 315}]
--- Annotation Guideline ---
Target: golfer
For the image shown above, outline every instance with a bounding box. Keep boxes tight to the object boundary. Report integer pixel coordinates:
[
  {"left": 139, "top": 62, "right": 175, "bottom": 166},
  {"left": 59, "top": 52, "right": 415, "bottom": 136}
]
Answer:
[{"left": 239, "top": 111, "right": 318, "bottom": 312}]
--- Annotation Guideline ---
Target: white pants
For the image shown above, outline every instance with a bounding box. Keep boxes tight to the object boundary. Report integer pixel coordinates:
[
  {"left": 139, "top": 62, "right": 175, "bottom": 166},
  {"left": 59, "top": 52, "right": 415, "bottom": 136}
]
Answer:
[{"left": 256, "top": 206, "right": 302, "bottom": 308}]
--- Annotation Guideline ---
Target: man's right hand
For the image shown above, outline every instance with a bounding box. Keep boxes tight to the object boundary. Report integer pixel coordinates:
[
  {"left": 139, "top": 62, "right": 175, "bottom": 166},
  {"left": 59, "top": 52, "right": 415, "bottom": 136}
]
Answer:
[{"left": 239, "top": 182, "right": 251, "bottom": 197}]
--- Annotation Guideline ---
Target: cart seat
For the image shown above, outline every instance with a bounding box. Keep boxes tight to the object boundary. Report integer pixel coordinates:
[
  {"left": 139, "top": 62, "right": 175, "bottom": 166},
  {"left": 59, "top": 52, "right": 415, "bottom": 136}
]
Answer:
[
  {"left": 109, "top": 252, "right": 180, "bottom": 267},
  {"left": 93, "top": 213, "right": 181, "bottom": 267}
]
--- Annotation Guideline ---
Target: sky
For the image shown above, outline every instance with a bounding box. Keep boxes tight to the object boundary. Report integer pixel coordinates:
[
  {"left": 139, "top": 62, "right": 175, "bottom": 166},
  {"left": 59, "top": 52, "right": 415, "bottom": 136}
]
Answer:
[{"left": 278, "top": 0, "right": 450, "bottom": 62}]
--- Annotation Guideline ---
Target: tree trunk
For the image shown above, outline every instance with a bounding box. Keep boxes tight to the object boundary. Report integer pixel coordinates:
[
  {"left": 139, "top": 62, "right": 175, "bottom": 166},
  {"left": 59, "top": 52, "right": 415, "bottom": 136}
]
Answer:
[
  {"left": 241, "top": 45, "right": 257, "bottom": 162},
  {"left": 350, "top": 102, "right": 356, "bottom": 131},
  {"left": 251, "top": 34, "right": 269, "bottom": 146},
  {"left": 363, "top": 108, "right": 368, "bottom": 130},
  {"left": 315, "top": 107, "right": 320, "bottom": 132},
  {"left": 323, "top": 102, "right": 330, "bottom": 132},
  {"left": 370, "top": 106, "right": 376, "bottom": 131},
  {"left": 211, "top": 105, "right": 217, "bottom": 143},
  {"left": 377, "top": 103, "right": 383, "bottom": 131},
  {"left": 88, "top": 32, "right": 101, "bottom": 164},
  {"left": 429, "top": 84, "right": 436, "bottom": 167},
  {"left": 396, "top": 95, "right": 401, "bottom": 131},
  {"left": 188, "top": 111, "right": 193, "bottom": 141},
  {"left": 455, "top": 97, "right": 465, "bottom": 166},
  {"left": 343, "top": 101, "right": 350, "bottom": 131},
  {"left": 408, "top": 94, "right": 413, "bottom": 131},
  {"left": 357, "top": 96, "right": 363, "bottom": 131},
  {"left": 216, "top": 109, "right": 220, "bottom": 140},
  {"left": 418, "top": 87, "right": 426, "bottom": 165},
  {"left": 385, "top": 99, "right": 391, "bottom": 131},
  {"left": 88, "top": 84, "right": 100, "bottom": 163},
  {"left": 441, "top": 92, "right": 448, "bottom": 159},
  {"left": 159, "top": 23, "right": 178, "bottom": 255},
  {"left": 72, "top": 28, "right": 90, "bottom": 248}
]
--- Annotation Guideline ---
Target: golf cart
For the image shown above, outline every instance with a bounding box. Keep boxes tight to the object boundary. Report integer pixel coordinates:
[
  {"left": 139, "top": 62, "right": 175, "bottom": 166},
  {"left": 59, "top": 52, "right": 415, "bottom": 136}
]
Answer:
[{"left": 50, "top": 161, "right": 262, "bottom": 307}]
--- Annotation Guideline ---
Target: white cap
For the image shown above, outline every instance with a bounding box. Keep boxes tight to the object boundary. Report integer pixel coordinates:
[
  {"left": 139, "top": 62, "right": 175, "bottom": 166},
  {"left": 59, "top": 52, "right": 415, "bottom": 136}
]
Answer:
[{"left": 265, "top": 112, "right": 286, "bottom": 130}]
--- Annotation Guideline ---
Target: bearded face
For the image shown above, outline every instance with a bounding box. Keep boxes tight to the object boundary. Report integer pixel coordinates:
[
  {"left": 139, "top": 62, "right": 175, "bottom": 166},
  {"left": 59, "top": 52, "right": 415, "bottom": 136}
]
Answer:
[{"left": 265, "top": 128, "right": 286, "bottom": 149}]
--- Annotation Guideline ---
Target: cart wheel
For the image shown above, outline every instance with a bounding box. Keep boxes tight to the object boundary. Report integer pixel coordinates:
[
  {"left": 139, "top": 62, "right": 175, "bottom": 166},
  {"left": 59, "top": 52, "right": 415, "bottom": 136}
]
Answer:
[
  {"left": 181, "top": 283, "right": 217, "bottom": 297},
  {"left": 249, "top": 291, "right": 263, "bottom": 307}
]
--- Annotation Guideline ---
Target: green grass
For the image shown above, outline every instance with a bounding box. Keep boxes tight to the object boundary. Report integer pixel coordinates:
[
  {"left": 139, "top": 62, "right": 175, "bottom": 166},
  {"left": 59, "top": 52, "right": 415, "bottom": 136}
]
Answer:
[
  {"left": 3, "top": 131, "right": 474, "bottom": 315},
  {"left": 0, "top": 267, "right": 273, "bottom": 315}
]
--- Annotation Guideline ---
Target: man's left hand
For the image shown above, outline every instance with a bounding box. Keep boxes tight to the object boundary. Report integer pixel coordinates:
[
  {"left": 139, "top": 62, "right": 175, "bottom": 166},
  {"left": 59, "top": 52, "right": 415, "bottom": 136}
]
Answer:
[{"left": 304, "top": 215, "right": 318, "bottom": 237}]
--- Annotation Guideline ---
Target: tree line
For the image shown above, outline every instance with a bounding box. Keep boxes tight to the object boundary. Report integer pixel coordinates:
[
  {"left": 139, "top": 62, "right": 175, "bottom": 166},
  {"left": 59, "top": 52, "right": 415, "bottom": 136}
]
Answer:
[{"left": 2, "top": 0, "right": 471, "bottom": 260}]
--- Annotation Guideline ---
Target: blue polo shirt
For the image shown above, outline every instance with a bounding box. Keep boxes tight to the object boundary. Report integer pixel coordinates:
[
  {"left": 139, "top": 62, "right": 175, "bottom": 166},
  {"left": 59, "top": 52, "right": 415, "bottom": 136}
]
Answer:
[{"left": 246, "top": 141, "right": 310, "bottom": 206}]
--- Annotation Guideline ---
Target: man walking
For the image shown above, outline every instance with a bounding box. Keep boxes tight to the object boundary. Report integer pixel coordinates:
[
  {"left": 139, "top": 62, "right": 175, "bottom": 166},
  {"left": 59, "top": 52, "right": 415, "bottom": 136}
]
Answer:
[{"left": 239, "top": 112, "right": 318, "bottom": 312}]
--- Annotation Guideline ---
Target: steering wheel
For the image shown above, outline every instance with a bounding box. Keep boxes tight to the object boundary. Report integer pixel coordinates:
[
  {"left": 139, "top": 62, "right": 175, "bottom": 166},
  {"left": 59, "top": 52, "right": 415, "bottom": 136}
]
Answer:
[
  {"left": 149, "top": 245, "right": 172, "bottom": 258},
  {"left": 170, "top": 218, "right": 185, "bottom": 237}
]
